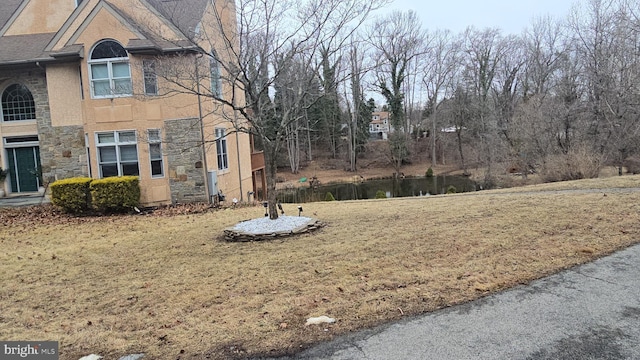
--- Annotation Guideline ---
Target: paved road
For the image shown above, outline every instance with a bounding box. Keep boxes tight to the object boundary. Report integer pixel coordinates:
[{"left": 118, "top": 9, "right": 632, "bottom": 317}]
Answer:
[{"left": 270, "top": 243, "right": 640, "bottom": 360}]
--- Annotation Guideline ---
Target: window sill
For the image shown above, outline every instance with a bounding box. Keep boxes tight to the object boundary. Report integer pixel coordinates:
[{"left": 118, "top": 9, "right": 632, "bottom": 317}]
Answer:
[
  {"left": 1, "top": 119, "right": 37, "bottom": 124},
  {"left": 91, "top": 94, "right": 133, "bottom": 100}
]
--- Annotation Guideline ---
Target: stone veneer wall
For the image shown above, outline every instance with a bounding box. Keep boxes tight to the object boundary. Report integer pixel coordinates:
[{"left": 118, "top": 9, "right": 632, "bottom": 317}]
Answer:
[
  {"left": 0, "top": 68, "right": 86, "bottom": 185},
  {"left": 164, "top": 117, "right": 208, "bottom": 203},
  {"left": 38, "top": 125, "right": 86, "bottom": 183}
]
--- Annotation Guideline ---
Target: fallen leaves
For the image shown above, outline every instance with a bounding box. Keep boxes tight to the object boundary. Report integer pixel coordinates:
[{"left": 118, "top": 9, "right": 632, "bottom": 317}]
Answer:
[{"left": 0, "top": 203, "right": 218, "bottom": 228}]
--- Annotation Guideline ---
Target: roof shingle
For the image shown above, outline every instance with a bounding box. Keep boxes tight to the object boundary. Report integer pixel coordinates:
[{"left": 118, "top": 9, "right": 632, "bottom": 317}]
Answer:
[
  {"left": 0, "top": 0, "right": 210, "bottom": 66},
  {"left": 0, "top": 32, "right": 56, "bottom": 63},
  {"left": 146, "top": 0, "right": 209, "bottom": 37},
  {"left": 0, "top": 0, "right": 24, "bottom": 31}
]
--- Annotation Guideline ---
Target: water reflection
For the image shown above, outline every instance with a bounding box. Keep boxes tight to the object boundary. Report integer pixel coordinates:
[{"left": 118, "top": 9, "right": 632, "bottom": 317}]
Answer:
[{"left": 279, "top": 175, "right": 476, "bottom": 203}]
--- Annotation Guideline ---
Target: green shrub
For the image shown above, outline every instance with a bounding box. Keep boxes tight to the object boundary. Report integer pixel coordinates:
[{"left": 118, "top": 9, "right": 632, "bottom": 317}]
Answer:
[
  {"left": 50, "top": 177, "right": 93, "bottom": 213},
  {"left": 375, "top": 190, "right": 387, "bottom": 199},
  {"left": 426, "top": 167, "right": 434, "bottom": 178},
  {"left": 90, "top": 176, "right": 140, "bottom": 213},
  {"left": 446, "top": 185, "right": 457, "bottom": 194},
  {"left": 324, "top": 192, "right": 336, "bottom": 201}
]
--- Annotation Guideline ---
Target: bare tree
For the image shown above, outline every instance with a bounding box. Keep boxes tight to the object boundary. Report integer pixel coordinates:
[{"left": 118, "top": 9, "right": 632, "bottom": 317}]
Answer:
[
  {"left": 309, "top": 46, "right": 343, "bottom": 159},
  {"left": 369, "top": 10, "right": 427, "bottom": 174},
  {"left": 145, "top": 0, "right": 387, "bottom": 219},
  {"left": 422, "top": 29, "right": 459, "bottom": 167},
  {"left": 521, "top": 16, "right": 565, "bottom": 99},
  {"left": 274, "top": 52, "right": 320, "bottom": 174},
  {"left": 459, "top": 27, "right": 509, "bottom": 186},
  {"left": 568, "top": 0, "right": 640, "bottom": 173}
]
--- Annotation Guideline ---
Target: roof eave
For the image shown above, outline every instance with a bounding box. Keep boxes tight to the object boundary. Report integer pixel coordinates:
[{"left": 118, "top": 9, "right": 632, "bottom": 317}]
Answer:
[
  {"left": 126, "top": 45, "right": 201, "bottom": 55},
  {"left": 0, "top": 57, "right": 79, "bottom": 70}
]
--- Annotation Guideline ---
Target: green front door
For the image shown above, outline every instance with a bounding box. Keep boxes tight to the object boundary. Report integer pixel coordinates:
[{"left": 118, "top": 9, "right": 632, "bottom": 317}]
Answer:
[{"left": 7, "top": 147, "right": 41, "bottom": 193}]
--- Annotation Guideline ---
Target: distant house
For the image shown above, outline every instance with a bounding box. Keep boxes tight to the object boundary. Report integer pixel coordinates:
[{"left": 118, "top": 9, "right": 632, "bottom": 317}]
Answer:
[
  {"left": 0, "top": 0, "right": 265, "bottom": 205},
  {"left": 369, "top": 111, "right": 391, "bottom": 140}
]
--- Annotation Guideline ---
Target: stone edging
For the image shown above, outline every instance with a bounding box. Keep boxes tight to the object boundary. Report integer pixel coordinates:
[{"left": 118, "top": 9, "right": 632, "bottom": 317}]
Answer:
[{"left": 224, "top": 219, "right": 325, "bottom": 242}]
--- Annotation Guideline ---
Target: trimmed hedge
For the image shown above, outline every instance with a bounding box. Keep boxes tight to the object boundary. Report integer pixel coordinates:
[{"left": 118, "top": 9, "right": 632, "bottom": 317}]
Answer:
[
  {"left": 50, "top": 176, "right": 141, "bottom": 214},
  {"left": 91, "top": 176, "right": 140, "bottom": 213},
  {"left": 50, "top": 177, "right": 93, "bottom": 213}
]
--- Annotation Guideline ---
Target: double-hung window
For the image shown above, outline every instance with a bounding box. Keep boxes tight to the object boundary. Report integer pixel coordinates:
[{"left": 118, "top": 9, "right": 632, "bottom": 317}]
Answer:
[
  {"left": 143, "top": 60, "right": 158, "bottom": 96},
  {"left": 215, "top": 128, "right": 228, "bottom": 171},
  {"left": 148, "top": 129, "right": 163, "bottom": 177},
  {"left": 96, "top": 130, "right": 139, "bottom": 178},
  {"left": 89, "top": 40, "right": 132, "bottom": 98}
]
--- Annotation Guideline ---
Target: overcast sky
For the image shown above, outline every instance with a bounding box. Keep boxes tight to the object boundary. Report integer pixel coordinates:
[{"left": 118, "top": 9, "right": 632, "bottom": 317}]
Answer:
[{"left": 383, "top": 0, "right": 576, "bottom": 35}]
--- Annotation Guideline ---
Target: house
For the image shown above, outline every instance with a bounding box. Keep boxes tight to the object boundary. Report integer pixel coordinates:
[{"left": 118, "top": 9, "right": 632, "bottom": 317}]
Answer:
[
  {"left": 369, "top": 111, "right": 390, "bottom": 140},
  {"left": 0, "top": 0, "right": 265, "bottom": 205}
]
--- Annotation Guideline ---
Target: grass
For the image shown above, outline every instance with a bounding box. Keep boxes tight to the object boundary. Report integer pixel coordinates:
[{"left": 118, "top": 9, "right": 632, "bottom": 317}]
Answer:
[{"left": 1, "top": 175, "right": 640, "bottom": 359}]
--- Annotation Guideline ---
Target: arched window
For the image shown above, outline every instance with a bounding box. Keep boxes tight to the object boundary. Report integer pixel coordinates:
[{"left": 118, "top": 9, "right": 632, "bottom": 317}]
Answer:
[
  {"left": 89, "top": 40, "right": 132, "bottom": 98},
  {"left": 2, "top": 84, "right": 36, "bottom": 121},
  {"left": 210, "top": 52, "right": 222, "bottom": 98}
]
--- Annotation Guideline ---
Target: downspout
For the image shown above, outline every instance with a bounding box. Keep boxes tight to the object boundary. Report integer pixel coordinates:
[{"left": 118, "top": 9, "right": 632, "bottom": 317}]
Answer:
[
  {"left": 233, "top": 88, "right": 243, "bottom": 201},
  {"left": 195, "top": 53, "right": 211, "bottom": 204}
]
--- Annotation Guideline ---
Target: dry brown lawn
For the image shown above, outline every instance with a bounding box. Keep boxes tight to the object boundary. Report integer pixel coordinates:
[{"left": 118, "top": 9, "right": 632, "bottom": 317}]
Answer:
[{"left": 1, "top": 175, "right": 640, "bottom": 359}]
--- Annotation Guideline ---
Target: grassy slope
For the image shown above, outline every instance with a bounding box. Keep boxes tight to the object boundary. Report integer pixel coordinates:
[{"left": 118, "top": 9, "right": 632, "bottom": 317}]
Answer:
[{"left": 1, "top": 175, "right": 639, "bottom": 359}]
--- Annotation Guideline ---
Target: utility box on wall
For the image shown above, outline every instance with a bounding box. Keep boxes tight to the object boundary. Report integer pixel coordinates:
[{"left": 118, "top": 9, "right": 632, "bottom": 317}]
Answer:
[
  {"left": 208, "top": 170, "right": 226, "bottom": 204},
  {"left": 208, "top": 171, "right": 218, "bottom": 196}
]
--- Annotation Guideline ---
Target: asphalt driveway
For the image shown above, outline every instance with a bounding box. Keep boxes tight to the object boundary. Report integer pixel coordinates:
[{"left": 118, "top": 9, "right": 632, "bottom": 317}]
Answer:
[{"left": 268, "top": 242, "right": 640, "bottom": 359}]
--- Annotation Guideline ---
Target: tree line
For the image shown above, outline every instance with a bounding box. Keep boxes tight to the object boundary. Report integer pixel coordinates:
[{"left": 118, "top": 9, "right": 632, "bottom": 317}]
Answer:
[
  {"left": 375, "top": 0, "right": 640, "bottom": 187},
  {"left": 151, "top": 0, "right": 640, "bottom": 219}
]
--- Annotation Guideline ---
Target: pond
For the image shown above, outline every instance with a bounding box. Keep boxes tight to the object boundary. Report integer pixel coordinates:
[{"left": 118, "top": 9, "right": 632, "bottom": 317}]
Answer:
[{"left": 278, "top": 175, "right": 477, "bottom": 203}]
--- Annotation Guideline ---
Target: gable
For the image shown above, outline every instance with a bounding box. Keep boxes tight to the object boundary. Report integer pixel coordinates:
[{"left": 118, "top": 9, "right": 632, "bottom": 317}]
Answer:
[
  {"left": 65, "top": 2, "right": 146, "bottom": 55},
  {"left": 3, "top": 0, "right": 77, "bottom": 36},
  {"left": 48, "top": 0, "right": 193, "bottom": 54}
]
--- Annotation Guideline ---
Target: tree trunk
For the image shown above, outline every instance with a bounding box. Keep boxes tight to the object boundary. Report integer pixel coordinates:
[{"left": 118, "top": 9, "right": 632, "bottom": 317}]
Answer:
[
  {"left": 306, "top": 113, "right": 313, "bottom": 161},
  {"left": 286, "top": 123, "right": 300, "bottom": 174},
  {"left": 263, "top": 144, "right": 280, "bottom": 220},
  {"left": 431, "top": 106, "right": 437, "bottom": 167},
  {"left": 456, "top": 129, "right": 466, "bottom": 174}
]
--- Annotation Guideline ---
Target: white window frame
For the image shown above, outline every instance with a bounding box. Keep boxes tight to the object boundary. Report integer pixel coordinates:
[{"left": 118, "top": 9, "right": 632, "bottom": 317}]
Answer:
[
  {"left": 95, "top": 130, "right": 139, "bottom": 178},
  {"left": 148, "top": 129, "right": 164, "bottom": 178},
  {"left": 215, "top": 128, "right": 228, "bottom": 171},
  {"left": 143, "top": 59, "right": 158, "bottom": 96},
  {"left": 88, "top": 40, "right": 132, "bottom": 99},
  {"left": 1, "top": 83, "right": 36, "bottom": 122}
]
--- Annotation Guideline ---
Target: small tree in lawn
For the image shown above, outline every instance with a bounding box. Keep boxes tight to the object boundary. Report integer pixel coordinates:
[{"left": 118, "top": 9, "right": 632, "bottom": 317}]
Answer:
[{"left": 145, "top": 0, "right": 388, "bottom": 219}]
